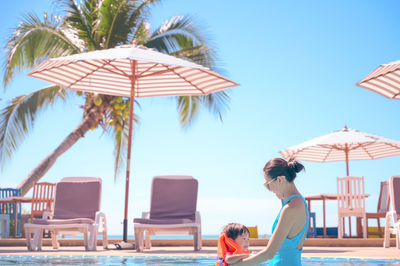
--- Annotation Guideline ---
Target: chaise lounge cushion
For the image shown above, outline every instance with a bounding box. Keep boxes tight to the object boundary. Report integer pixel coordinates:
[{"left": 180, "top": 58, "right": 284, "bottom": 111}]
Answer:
[
  {"left": 32, "top": 218, "right": 95, "bottom": 225},
  {"left": 133, "top": 218, "right": 194, "bottom": 224},
  {"left": 148, "top": 177, "right": 198, "bottom": 221},
  {"left": 53, "top": 179, "right": 101, "bottom": 220}
]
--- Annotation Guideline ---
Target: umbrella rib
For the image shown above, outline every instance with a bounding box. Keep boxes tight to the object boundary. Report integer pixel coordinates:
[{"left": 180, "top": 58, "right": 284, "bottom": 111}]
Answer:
[
  {"left": 138, "top": 63, "right": 160, "bottom": 76},
  {"left": 367, "top": 77, "right": 400, "bottom": 98},
  {"left": 199, "top": 68, "right": 239, "bottom": 86},
  {"left": 359, "top": 143, "right": 375, "bottom": 159},
  {"left": 68, "top": 60, "right": 112, "bottom": 88},
  {"left": 393, "top": 91, "right": 400, "bottom": 98},
  {"left": 99, "top": 59, "right": 130, "bottom": 77},
  {"left": 29, "top": 60, "right": 85, "bottom": 75},
  {"left": 139, "top": 66, "right": 180, "bottom": 78},
  {"left": 321, "top": 146, "right": 334, "bottom": 162},
  {"left": 168, "top": 66, "right": 205, "bottom": 94},
  {"left": 358, "top": 66, "right": 400, "bottom": 84},
  {"left": 385, "top": 142, "right": 400, "bottom": 150}
]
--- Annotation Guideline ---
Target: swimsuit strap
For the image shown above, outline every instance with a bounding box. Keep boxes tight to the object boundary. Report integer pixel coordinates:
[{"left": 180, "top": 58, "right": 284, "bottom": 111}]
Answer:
[{"left": 282, "top": 194, "right": 309, "bottom": 243}]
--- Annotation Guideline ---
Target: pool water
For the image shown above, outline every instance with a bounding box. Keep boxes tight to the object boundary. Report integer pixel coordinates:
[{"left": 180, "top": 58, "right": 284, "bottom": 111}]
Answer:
[{"left": 0, "top": 255, "right": 399, "bottom": 265}]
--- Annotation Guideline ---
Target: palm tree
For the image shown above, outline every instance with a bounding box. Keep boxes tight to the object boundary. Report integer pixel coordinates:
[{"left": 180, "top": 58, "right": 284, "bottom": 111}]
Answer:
[{"left": 1, "top": 0, "right": 230, "bottom": 195}]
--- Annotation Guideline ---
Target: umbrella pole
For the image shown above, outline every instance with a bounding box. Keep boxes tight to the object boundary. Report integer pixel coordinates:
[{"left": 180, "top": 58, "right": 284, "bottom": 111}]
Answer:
[
  {"left": 123, "top": 93, "right": 134, "bottom": 242},
  {"left": 123, "top": 61, "right": 137, "bottom": 243},
  {"left": 345, "top": 146, "right": 349, "bottom": 176}
]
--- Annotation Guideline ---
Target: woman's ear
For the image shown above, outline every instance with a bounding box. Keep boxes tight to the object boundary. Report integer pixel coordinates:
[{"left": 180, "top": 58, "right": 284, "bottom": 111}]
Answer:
[{"left": 277, "top": 175, "right": 285, "bottom": 183}]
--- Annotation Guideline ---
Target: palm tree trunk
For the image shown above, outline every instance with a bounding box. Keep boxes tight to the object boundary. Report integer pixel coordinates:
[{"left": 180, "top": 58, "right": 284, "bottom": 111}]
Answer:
[{"left": 17, "top": 105, "right": 104, "bottom": 195}]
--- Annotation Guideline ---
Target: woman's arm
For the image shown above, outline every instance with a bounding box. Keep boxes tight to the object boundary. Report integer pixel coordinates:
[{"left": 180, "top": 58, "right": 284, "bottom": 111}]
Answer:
[
  {"left": 225, "top": 253, "right": 250, "bottom": 264},
  {"left": 231, "top": 204, "right": 301, "bottom": 266}
]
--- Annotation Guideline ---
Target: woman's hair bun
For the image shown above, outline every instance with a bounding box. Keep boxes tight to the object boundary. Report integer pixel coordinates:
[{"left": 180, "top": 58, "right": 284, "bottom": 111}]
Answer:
[{"left": 288, "top": 158, "right": 304, "bottom": 174}]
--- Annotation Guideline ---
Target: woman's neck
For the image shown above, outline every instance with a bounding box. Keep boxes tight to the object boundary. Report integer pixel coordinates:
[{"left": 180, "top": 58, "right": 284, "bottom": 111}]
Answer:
[{"left": 281, "top": 184, "right": 300, "bottom": 201}]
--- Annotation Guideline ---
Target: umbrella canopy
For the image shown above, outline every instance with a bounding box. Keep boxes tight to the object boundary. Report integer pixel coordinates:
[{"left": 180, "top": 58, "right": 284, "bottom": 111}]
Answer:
[
  {"left": 28, "top": 44, "right": 238, "bottom": 242},
  {"left": 356, "top": 60, "right": 400, "bottom": 99},
  {"left": 280, "top": 126, "right": 400, "bottom": 176},
  {"left": 29, "top": 45, "right": 236, "bottom": 97}
]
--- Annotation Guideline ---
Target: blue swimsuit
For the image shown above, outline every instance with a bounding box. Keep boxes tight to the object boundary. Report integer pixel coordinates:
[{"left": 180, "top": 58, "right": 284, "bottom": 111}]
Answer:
[{"left": 269, "top": 195, "right": 309, "bottom": 266}]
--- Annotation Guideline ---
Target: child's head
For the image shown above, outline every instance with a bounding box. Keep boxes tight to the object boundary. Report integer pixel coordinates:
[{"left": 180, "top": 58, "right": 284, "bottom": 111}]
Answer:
[{"left": 222, "top": 223, "right": 250, "bottom": 250}]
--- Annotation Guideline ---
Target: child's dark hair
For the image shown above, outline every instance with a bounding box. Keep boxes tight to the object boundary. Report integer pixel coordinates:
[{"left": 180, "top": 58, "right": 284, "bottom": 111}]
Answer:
[
  {"left": 222, "top": 223, "right": 249, "bottom": 240},
  {"left": 263, "top": 157, "right": 304, "bottom": 182}
]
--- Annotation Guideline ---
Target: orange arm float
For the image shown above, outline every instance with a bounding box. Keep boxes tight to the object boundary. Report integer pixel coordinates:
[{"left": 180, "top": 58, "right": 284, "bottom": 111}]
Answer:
[{"left": 216, "top": 233, "right": 249, "bottom": 266}]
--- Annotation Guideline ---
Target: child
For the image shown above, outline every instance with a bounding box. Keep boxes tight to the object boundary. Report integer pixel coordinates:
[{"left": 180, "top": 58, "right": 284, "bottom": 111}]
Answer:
[{"left": 216, "top": 223, "right": 250, "bottom": 266}]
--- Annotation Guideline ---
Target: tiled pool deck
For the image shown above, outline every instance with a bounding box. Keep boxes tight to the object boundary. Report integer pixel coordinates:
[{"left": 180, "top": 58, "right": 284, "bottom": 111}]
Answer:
[{"left": 0, "top": 239, "right": 399, "bottom": 259}]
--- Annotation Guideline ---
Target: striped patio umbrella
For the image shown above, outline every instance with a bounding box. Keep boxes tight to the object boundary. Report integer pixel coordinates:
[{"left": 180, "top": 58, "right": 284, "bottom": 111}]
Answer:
[
  {"left": 357, "top": 60, "right": 400, "bottom": 99},
  {"left": 280, "top": 126, "right": 400, "bottom": 176},
  {"left": 27, "top": 44, "right": 238, "bottom": 242}
]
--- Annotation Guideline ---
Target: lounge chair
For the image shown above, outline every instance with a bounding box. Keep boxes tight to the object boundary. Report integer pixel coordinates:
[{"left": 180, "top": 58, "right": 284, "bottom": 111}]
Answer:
[
  {"left": 24, "top": 177, "right": 108, "bottom": 251},
  {"left": 133, "top": 175, "right": 201, "bottom": 252},
  {"left": 0, "top": 188, "right": 22, "bottom": 237},
  {"left": 365, "top": 181, "right": 390, "bottom": 238},
  {"left": 384, "top": 176, "right": 400, "bottom": 248},
  {"left": 337, "top": 176, "right": 367, "bottom": 238},
  {"left": 22, "top": 182, "right": 56, "bottom": 238}
]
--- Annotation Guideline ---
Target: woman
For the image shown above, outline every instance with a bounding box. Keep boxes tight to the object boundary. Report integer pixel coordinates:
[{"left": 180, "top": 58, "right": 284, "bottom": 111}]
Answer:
[{"left": 232, "top": 158, "right": 309, "bottom": 266}]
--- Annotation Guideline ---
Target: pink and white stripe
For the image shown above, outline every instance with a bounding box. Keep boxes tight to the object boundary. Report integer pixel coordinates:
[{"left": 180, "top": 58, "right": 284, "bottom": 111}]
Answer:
[
  {"left": 357, "top": 60, "right": 400, "bottom": 99},
  {"left": 28, "top": 45, "right": 238, "bottom": 97},
  {"left": 280, "top": 126, "right": 400, "bottom": 162}
]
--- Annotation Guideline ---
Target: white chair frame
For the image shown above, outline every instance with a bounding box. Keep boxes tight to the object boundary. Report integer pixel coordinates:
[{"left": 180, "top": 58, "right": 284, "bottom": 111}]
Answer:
[
  {"left": 384, "top": 176, "right": 400, "bottom": 248},
  {"left": 337, "top": 176, "right": 367, "bottom": 239},
  {"left": 25, "top": 211, "right": 107, "bottom": 251},
  {"left": 134, "top": 211, "right": 202, "bottom": 252}
]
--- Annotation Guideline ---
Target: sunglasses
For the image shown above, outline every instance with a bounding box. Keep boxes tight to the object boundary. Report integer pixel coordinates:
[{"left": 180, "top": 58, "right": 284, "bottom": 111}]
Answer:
[{"left": 264, "top": 178, "right": 276, "bottom": 190}]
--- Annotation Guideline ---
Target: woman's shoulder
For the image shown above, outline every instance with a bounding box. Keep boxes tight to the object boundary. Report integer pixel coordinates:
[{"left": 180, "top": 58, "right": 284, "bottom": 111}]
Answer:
[{"left": 285, "top": 196, "right": 306, "bottom": 213}]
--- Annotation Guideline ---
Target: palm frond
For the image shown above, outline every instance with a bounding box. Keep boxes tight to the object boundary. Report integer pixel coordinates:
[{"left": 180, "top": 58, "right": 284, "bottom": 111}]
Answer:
[
  {"left": 0, "top": 85, "right": 69, "bottom": 169},
  {"left": 102, "top": 97, "right": 140, "bottom": 180},
  {"left": 3, "top": 12, "right": 80, "bottom": 89},
  {"left": 57, "top": 0, "right": 98, "bottom": 50},
  {"left": 176, "top": 96, "right": 200, "bottom": 129},
  {"left": 147, "top": 15, "right": 231, "bottom": 128},
  {"left": 99, "top": 0, "right": 131, "bottom": 48},
  {"left": 127, "top": 0, "right": 161, "bottom": 43},
  {"left": 146, "top": 15, "right": 222, "bottom": 72},
  {"left": 176, "top": 91, "right": 230, "bottom": 129}
]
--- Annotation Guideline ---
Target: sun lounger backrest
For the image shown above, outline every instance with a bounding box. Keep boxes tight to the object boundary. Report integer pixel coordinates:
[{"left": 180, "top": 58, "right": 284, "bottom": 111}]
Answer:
[
  {"left": 377, "top": 181, "right": 390, "bottom": 213},
  {"left": 0, "top": 188, "right": 21, "bottom": 219},
  {"left": 391, "top": 176, "right": 400, "bottom": 222},
  {"left": 53, "top": 177, "right": 102, "bottom": 220},
  {"left": 150, "top": 176, "right": 198, "bottom": 221}
]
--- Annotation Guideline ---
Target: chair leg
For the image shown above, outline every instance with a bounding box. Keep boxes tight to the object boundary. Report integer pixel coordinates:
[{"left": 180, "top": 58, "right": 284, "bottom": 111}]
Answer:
[
  {"left": 51, "top": 230, "right": 59, "bottom": 249},
  {"left": 342, "top": 217, "right": 346, "bottom": 237},
  {"left": 377, "top": 218, "right": 382, "bottom": 238},
  {"left": 101, "top": 216, "right": 108, "bottom": 249},
  {"left": 134, "top": 227, "right": 144, "bottom": 252},
  {"left": 348, "top": 217, "right": 352, "bottom": 237},
  {"left": 194, "top": 227, "right": 201, "bottom": 251},
  {"left": 144, "top": 230, "right": 151, "bottom": 249},
  {"left": 88, "top": 226, "right": 97, "bottom": 251},
  {"left": 362, "top": 216, "right": 367, "bottom": 239},
  {"left": 384, "top": 215, "right": 391, "bottom": 248},
  {"left": 25, "top": 228, "right": 32, "bottom": 251},
  {"left": 33, "top": 228, "right": 44, "bottom": 251},
  {"left": 338, "top": 215, "right": 342, "bottom": 239},
  {"left": 83, "top": 231, "right": 89, "bottom": 251}
]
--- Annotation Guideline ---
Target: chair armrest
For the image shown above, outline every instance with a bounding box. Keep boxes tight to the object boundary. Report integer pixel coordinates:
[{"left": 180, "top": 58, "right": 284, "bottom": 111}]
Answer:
[
  {"left": 141, "top": 212, "right": 150, "bottom": 219},
  {"left": 195, "top": 211, "right": 201, "bottom": 224},
  {"left": 385, "top": 211, "right": 395, "bottom": 226},
  {"left": 95, "top": 211, "right": 106, "bottom": 225},
  {"left": 365, "top": 212, "right": 386, "bottom": 218},
  {"left": 41, "top": 211, "right": 53, "bottom": 220}
]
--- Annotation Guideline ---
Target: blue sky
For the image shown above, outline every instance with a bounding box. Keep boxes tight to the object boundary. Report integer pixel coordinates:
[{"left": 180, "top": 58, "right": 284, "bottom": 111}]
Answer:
[{"left": 1, "top": 0, "right": 400, "bottom": 236}]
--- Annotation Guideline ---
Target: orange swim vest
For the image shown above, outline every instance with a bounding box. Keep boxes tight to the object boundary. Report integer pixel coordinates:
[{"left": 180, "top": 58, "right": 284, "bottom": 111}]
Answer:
[{"left": 215, "top": 233, "right": 249, "bottom": 266}]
